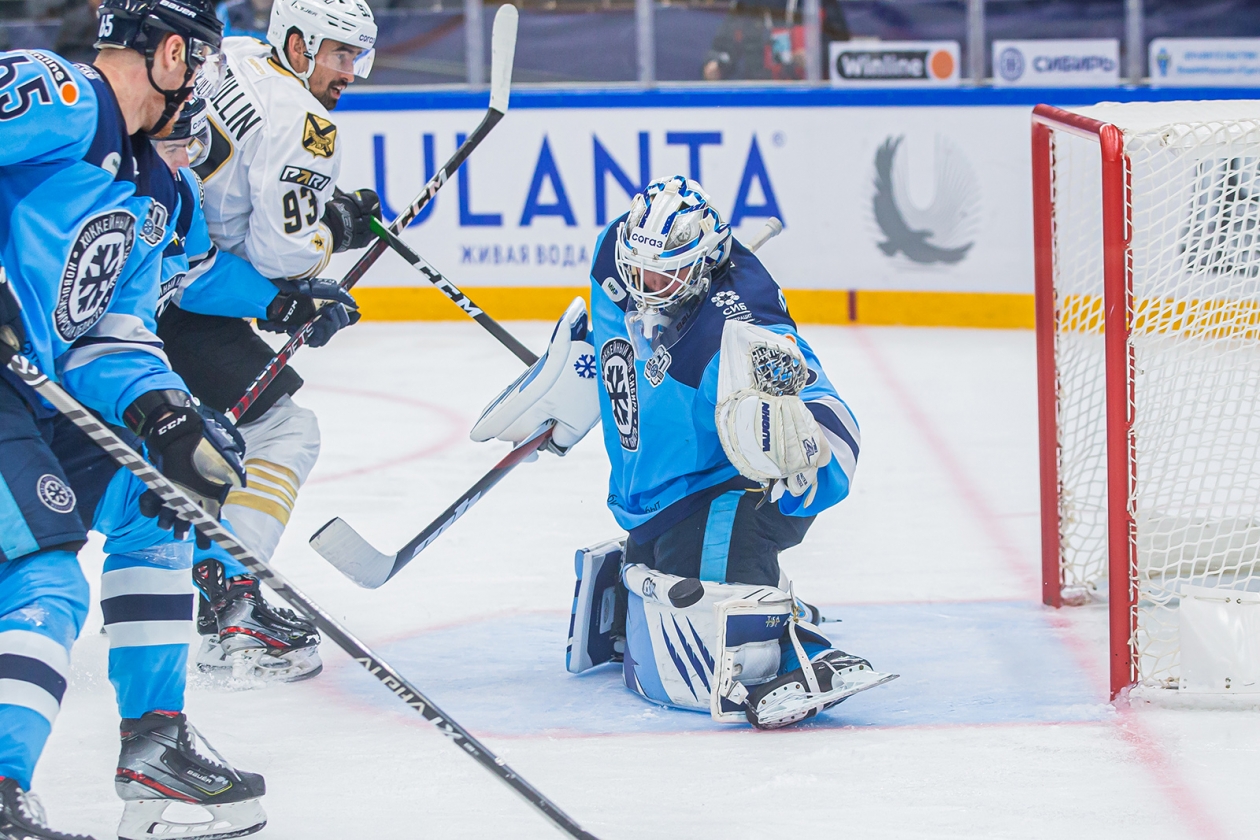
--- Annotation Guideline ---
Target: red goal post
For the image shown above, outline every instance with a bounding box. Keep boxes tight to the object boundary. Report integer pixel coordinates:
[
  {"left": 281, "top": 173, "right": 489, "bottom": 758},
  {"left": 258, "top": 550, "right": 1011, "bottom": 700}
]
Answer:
[{"left": 1033, "top": 102, "right": 1260, "bottom": 701}]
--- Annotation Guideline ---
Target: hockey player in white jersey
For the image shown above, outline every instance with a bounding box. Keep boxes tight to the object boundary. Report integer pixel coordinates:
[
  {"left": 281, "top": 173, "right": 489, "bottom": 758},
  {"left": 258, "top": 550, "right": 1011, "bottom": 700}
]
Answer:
[
  {"left": 157, "top": 0, "right": 382, "bottom": 681},
  {"left": 473, "top": 177, "right": 896, "bottom": 729}
]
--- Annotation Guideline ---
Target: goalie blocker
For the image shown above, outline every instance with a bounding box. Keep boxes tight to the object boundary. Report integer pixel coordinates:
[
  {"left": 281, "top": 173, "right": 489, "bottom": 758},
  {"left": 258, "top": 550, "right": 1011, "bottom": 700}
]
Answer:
[{"left": 567, "top": 540, "right": 897, "bottom": 729}]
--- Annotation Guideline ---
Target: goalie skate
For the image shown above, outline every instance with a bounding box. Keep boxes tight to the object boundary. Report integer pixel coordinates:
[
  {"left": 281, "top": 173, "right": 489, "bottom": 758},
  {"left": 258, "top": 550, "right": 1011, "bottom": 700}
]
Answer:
[
  {"left": 744, "top": 650, "right": 898, "bottom": 730},
  {"left": 116, "top": 712, "right": 265, "bottom": 840}
]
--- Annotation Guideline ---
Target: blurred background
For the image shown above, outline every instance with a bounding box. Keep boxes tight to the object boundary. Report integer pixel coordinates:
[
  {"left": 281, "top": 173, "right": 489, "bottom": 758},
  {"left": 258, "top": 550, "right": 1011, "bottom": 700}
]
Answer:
[{"left": 5, "top": 0, "right": 1260, "bottom": 87}]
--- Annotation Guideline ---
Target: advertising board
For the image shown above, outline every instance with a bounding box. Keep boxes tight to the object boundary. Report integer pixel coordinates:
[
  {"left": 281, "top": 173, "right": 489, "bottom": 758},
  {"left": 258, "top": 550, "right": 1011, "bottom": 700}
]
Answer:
[
  {"left": 992, "top": 39, "right": 1120, "bottom": 87},
  {"left": 827, "top": 41, "right": 960, "bottom": 88},
  {"left": 1150, "top": 38, "right": 1260, "bottom": 87}
]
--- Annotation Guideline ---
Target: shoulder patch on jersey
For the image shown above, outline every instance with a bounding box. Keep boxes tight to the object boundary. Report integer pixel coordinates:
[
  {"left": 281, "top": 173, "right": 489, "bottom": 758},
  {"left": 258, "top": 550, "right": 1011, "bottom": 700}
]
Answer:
[
  {"left": 600, "top": 275, "right": 627, "bottom": 303},
  {"left": 36, "top": 474, "right": 75, "bottom": 514},
  {"left": 55, "top": 210, "right": 136, "bottom": 341},
  {"left": 302, "top": 113, "right": 336, "bottom": 158},
  {"left": 643, "top": 344, "right": 671, "bottom": 387},
  {"left": 600, "top": 338, "right": 639, "bottom": 451},
  {"left": 280, "top": 165, "right": 331, "bottom": 191},
  {"left": 28, "top": 52, "right": 79, "bottom": 104},
  {"left": 139, "top": 199, "right": 169, "bottom": 247}
]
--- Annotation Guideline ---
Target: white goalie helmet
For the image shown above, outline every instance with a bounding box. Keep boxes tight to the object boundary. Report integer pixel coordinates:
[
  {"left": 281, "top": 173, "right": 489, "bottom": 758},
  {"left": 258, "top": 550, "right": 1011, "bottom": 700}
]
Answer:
[
  {"left": 267, "top": 0, "right": 378, "bottom": 82},
  {"left": 615, "top": 175, "right": 732, "bottom": 357}
]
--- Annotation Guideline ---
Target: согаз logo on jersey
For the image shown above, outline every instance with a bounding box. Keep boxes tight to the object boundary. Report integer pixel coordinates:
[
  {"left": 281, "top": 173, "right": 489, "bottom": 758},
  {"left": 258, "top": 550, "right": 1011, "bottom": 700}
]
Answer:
[
  {"left": 600, "top": 338, "right": 639, "bottom": 451},
  {"left": 871, "top": 135, "right": 980, "bottom": 266},
  {"left": 55, "top": 210, "right": 136, "bottom": 341}
]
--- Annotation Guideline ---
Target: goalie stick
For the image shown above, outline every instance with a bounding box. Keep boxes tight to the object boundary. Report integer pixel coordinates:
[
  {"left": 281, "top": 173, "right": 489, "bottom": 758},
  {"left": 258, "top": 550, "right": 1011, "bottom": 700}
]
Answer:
[
  {"left": 310, "top": 217, "right": 785, "bottom": 589},
  {"left": 0, "top": 343, "right": 598, "bottom": 840},
  {"left": 226, "top": 3, "right": 519, "bottom": 423},
  {"left": 369, "top": 217, "right": 538, "bottom": 366}
]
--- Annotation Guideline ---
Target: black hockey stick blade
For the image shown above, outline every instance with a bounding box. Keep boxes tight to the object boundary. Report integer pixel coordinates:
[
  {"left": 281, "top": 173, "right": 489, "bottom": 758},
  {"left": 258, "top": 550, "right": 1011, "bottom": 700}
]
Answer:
[
  {"left": 0, "top": 345, "right": 596, "bottom": 840},
  {"left": 312, "top": 425, "right": 555, "bottom": 589},
  {"left": 369, "top": 217, "right": 538, "bottom": 366},
  {"left": 226, "top": 5, "right": 518, "bottom": 423}
]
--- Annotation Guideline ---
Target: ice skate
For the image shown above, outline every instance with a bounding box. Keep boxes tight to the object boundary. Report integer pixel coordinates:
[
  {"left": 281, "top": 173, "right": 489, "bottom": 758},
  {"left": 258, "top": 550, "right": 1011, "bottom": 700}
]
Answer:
[
  {"left": 745, "top": 650, "right": 898, "bottom": 730},
  {"left": 195, "top": 563, "right": 322, "bottom": 682},
  {"left": 0, "top": 778, "right": 95, "bottom": 840},
  {"left": 116, "top": 712, "right": 265, "bottom": 840}
]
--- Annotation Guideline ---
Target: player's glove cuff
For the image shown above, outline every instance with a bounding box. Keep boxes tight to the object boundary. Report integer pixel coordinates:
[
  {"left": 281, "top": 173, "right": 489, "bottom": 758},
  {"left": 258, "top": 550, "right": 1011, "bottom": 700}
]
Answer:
[{"left": 323, "top": 188, "right": 381, "bottom": 252}]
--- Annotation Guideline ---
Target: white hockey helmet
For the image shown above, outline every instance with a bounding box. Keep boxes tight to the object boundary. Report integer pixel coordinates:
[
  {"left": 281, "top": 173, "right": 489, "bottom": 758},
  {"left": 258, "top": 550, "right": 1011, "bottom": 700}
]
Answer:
[
  {"left": 267, "top": 0, "right": 378, "bottom": 82},
  {"left": 615, "top": 175, "right": 731, "bottom": 314}
]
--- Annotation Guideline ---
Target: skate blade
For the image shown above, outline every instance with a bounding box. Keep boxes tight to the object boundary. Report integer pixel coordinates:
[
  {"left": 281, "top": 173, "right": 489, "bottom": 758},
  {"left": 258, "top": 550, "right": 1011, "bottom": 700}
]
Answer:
[
  {"left": 229, "top": 646, "right": 323, "bottom": 683},
  {"left": 751, "top": 669, "right": 899, "bottom": 729},
  {"left": 119, "top": 798, "right": 265, "bottom": 840}
]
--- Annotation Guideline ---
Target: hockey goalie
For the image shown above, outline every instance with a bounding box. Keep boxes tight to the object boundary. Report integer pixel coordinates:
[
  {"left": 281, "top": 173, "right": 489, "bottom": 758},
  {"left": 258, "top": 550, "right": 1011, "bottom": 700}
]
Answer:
[{"left": 473, "top": 176, "right": 896, "bottom": 729}]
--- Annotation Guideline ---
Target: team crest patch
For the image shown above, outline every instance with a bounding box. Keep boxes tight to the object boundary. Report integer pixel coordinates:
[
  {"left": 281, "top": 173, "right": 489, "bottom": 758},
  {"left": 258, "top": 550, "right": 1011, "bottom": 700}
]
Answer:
[
  {"left": 302, "top": 113, "right": 337, "bottom": 158},
  {"left": 643, "top": 344, "right": 670, "bottom": 387},
  {"left": 600, "top": 338, "right": 639, "bottom": 451},
  {"left": 139, "top": 200, "right": 169, "bottom": 247},
  {"left": 55, "top": 210, "right": 135, "bottom": 341},
  {"left": 36, "top": 474, "right": 75, "bottom": 514},
  {"left": 280, "top": 165, "right": 331, "bottom": 191}
]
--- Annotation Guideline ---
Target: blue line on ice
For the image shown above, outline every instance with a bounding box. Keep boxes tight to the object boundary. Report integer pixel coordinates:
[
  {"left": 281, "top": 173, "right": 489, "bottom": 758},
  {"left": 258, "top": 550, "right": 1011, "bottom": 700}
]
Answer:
[{"left": 331, "top": 600, "right": 1110, "bottom": 735}]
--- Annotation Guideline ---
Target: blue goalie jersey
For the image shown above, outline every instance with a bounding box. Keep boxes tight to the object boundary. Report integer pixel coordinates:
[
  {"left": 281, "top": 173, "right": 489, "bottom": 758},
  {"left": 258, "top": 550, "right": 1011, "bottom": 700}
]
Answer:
[
  {"left": 589, "top": 215, "right": 862, "bottom": 543},
  {"left": 0, "top": 51, "right": 187, "bottom": 425}
]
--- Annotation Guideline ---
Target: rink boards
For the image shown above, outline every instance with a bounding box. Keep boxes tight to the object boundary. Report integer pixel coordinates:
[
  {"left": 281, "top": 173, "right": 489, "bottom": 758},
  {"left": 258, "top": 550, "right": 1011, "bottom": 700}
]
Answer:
[{"left": 327, "top": 85, "right": 1260, "bottom": 328}]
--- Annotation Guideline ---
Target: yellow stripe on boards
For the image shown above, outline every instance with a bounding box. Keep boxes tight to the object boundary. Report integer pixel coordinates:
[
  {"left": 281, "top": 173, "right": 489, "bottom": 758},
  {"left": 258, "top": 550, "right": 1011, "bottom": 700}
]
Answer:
[{"left": 350, "top": 287, "right": 1036, "bottom": 330}]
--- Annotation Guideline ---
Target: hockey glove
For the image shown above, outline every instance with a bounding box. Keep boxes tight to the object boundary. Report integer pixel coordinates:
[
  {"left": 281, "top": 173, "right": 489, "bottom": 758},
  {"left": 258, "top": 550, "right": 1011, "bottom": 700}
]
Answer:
[
  {"left": 715, "top": 391, "right": 832, "bottom": 507},
  {"left": 259, "top": 277, "right": 361, "bottom": 348},
  {"left": 323, "top": 188, "right": 381, "bottom": 252},
  {"left": 125, "top": 391, "right": 247, "bottom": 544}
]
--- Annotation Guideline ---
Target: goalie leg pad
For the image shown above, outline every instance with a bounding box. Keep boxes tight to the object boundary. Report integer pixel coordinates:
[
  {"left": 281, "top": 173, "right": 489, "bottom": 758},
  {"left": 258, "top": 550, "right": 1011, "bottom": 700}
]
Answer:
[
  {"left": 620, "top": 563, "right": 791, "bottom": 717},
  {"left": 566, "top": 538, "right": 626, "bottom": 674}
]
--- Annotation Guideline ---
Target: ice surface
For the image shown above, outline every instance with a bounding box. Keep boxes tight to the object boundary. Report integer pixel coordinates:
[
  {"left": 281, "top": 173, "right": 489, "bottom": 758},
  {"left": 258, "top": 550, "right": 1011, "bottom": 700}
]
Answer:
[{"left": 32, "top": 323, "right": 1260, "bottom": 839}]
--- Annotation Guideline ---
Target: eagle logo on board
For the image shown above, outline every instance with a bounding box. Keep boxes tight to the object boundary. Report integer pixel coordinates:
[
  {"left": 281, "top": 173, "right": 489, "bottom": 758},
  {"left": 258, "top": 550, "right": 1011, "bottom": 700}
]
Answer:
[
  {"left": 302, "top": 113, "right": 337, "bottom": 158},
  {"left": 55, "top": 210, "right": 136, "bottom": 341}
]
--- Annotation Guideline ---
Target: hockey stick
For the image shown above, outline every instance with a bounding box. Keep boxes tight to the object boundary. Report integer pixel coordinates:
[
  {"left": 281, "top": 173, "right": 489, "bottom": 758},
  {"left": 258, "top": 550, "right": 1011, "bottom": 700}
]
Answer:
[
  {"left": 368, "top": 216, "right": 538, "bottom": 365},
  {"left": 311, "top": 424, "right": 554, "bottom": 588},
  {"left": 226, "top": 4, "right": 519, "bottom": 423},
  {"left": 311, "top": 216, "right": 787, "bottom": 589},
  {"left": 0, "top": 346, "right": 597, "bottom": 840}
]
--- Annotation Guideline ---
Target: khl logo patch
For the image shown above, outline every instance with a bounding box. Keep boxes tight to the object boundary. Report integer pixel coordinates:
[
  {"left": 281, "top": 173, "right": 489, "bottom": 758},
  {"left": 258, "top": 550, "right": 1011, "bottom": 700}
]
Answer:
[
  {"left": 139, "top": 199, "right": 169, "bottom": 247},
  {"left": 600, "top": 338, "right": 639, "bottom": 451},
  {"left": 643, "top": 344, "right": 671, "bottom": 387},
  {"left": 37, "top": 474, "right": 75, "bottom": 514},
  {"left": 55, "top": 210, "right": 136, "bottom": 341}
]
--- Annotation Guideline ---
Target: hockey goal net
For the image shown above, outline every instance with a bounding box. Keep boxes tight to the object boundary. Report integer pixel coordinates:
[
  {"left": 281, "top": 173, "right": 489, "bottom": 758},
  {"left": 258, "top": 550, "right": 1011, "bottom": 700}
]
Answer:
[{"left": 1034, "top": 101, "right": 1260, "bottom": 699}]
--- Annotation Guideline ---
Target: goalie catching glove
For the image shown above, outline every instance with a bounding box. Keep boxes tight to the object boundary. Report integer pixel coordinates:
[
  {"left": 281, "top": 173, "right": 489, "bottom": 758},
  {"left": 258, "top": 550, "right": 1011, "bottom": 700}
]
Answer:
[
  {"left": 715, "top": 320, "right": 831, "bottom": 506},
  {"left": 471, "top": 297, "right": 600, "bottom": 455}
]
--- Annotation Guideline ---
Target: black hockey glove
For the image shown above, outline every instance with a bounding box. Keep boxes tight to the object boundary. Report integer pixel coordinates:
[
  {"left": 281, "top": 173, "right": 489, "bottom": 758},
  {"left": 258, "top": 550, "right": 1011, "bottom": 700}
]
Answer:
[
  {"left": 258, "top": 277, "right": 361, "bottom": 348},
  {"left": 125, "top": 391, "right": 247, "bottom": 547},
  {"left": 323, "top": 188, "right": 381, "bottom": 252}
]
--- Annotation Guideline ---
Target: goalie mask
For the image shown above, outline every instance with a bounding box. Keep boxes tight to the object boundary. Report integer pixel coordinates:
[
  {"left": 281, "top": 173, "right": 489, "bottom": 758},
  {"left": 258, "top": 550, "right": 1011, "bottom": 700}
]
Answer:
[{"left": 616, "top": 176, "right": 732, "bottom": 359}]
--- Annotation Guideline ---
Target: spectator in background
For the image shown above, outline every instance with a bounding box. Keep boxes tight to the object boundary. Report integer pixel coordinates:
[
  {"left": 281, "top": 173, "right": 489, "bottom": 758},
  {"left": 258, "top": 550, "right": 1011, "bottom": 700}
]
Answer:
[
  {"left": 53, "top": 0, "right": 101, "bottom": 64},
  {"left": 217, "top": 0, "right": 272, "bottom": 38},
  {"left": 703, "top": 0, "right": 849, "bottom": 81}
]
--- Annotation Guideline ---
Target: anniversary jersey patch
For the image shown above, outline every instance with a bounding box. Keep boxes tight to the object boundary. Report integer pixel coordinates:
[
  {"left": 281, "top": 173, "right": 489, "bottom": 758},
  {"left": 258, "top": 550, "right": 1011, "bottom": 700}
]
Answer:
[
  {"left": 280, "top": 165, "right": 331, "bottom": 191},
  {"left": 302, "top": 113, "right": 336, "bottom": 158},
  {"left": 55, "top": 210, "right": 135, "bottom": 341},
  {"left": 139, "top": 199, "right": 169, "bottom": 246},
  {"left": 600, "top": 338, "right": 639, "bottom": 451}
]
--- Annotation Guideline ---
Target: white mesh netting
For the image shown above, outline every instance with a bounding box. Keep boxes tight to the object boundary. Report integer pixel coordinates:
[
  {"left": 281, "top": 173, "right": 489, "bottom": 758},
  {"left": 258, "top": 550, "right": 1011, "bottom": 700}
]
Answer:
[{"left": 1050, "top": 101, "right": 1260, "bottom": 689}]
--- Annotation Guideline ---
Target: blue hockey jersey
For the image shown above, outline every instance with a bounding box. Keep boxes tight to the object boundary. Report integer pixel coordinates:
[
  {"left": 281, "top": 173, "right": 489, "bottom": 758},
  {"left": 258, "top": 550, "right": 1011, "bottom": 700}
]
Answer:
[
  {"left": 589, "top": 216, "right": 861, "bottom": 542},
  {"left": 0, "top": 51, "right": 187, "bottom": 425},
  {"left": 159, "top": 167, "right": 278, "bottom": 320}
]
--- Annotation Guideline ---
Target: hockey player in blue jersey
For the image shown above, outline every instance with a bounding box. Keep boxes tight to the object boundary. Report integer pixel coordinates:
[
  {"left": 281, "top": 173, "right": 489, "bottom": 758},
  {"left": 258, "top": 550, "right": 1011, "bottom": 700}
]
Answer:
[
  {"left": 0, "top": 1, "right": 270, "bottom": 837},
  {"left": 473, "top": 176, "right": 895, "bottom": 730}
]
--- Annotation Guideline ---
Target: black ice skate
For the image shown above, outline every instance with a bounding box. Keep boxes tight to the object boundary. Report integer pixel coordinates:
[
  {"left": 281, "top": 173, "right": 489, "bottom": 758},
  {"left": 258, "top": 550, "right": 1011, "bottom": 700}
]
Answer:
[
  {"left": 194, "top": 561, "right": 322, "bottom": 682},
  {"left": 116, "top": 711, "right": 266, "bottom": 840},
  {"left": 0, "top": 778, "right": 95, "bottom": 840},
  {"left": 744, "top": 650, "right": 898, "bottom": 730}
]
